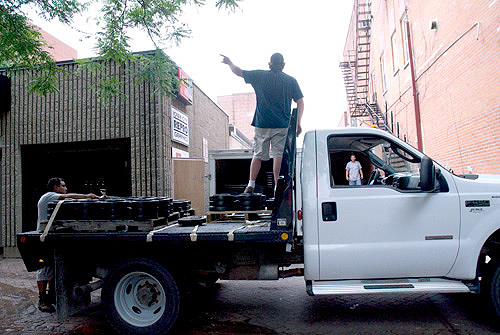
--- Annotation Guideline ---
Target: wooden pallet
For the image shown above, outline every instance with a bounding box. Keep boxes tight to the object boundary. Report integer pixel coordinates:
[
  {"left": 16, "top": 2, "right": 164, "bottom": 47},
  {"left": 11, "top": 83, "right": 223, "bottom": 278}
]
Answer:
[{"left": 206, "top": 210, "right": 272, "bottom": 223}]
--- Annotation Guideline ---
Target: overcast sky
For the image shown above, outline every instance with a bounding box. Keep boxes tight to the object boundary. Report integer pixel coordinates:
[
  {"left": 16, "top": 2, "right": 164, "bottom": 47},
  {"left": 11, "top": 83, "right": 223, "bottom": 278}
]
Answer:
[{"left": 29, "top": 0, "right": 353, "bottom": 135}]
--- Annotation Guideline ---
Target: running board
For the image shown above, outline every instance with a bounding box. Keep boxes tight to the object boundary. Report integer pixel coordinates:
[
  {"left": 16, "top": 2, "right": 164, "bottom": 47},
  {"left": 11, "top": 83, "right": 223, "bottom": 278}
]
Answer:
[{"left": 307, "top": 278, "right": 471, "bottom": 296}]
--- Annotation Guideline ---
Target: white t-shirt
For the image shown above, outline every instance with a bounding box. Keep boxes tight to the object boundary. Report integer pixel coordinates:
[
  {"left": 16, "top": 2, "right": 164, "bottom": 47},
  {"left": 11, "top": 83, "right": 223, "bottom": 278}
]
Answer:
[
  {"left": 37, "top": 192, "right": 63, "bottom": 231},
  {"left": 346, "top": 161, "right": 362, "bottom": 181}
]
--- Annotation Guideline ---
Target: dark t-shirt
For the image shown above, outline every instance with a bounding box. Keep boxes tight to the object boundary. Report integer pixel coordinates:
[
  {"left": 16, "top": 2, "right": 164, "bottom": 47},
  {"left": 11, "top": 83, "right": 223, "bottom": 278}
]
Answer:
[{"left": 242, "top": 70, "right": 303, "bottom": 128}]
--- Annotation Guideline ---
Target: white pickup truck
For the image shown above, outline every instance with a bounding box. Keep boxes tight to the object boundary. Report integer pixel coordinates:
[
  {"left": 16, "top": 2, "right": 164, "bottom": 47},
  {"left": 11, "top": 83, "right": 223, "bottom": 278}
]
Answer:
[{"left": 18, "top": 113, "right": 500, "bottom": 335}]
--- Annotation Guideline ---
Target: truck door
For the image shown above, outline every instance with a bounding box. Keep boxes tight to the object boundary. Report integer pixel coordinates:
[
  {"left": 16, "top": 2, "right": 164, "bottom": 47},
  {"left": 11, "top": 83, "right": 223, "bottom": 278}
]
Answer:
[{"left": 316, "top": 132, "right": 460, "bottom": 280}]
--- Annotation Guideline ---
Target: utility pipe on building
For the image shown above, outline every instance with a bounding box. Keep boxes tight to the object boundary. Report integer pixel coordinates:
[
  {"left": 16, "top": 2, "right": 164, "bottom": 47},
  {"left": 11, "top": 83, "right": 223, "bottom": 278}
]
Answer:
[{"left": 406, "top": 19, "right": 423, "bottom": 151}]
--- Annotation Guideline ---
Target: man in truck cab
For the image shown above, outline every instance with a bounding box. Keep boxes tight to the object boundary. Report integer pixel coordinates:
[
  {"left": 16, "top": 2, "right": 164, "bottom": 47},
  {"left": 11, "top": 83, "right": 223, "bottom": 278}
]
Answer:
[
  {"left": 36, "top": 177, "right": 98, "bottom": 312},
  {"left": 346, "top": 154, "right": 364, "bottom": 185},
  {"left": 221, "top": 53, "right": 305, "bottom": 193}
]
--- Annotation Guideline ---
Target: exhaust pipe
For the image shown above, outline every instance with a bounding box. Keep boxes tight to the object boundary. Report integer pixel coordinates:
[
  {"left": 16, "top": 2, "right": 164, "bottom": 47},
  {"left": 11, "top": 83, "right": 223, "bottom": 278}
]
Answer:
[{"left": 73, "top": 279, "right": 103, "bottom": 298}]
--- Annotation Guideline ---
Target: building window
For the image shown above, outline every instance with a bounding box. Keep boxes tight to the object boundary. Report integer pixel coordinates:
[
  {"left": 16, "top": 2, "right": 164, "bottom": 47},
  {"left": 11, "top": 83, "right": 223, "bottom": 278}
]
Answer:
[
  {"left": 391, "top": 31, "right": 398, "bottom": 73},
  {"left": 390, "top": 111, "right": 394, "bottom": 132},
  {"left": 380, "top": 53, "right": 387, "bottom": 93},
  {"left": 370, "top": 72, "right": 377, "bottom": 102},
  {"left": 401, "top": 15, "right": 410, "bottom": 66}
]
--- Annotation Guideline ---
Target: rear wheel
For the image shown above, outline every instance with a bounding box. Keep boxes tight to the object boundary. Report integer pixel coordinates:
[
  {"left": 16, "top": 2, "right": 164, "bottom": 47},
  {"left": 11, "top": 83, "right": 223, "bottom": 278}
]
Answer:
[{"left": 103, "top": 258, "right": 180, "bottom": 335}]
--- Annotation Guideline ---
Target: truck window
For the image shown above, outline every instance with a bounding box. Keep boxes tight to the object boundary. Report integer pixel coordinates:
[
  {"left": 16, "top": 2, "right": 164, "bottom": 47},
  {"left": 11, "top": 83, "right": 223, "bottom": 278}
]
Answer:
[{"left": 328, "top": 135, "right": 422, "bottom": 190}]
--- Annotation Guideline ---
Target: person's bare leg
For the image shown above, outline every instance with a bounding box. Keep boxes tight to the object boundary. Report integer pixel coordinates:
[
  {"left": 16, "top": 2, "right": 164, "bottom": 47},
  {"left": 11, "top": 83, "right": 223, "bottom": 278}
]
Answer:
[
  {"left": 245, "top": 157, "right": 262, "bottom": 193},
  {"left": 249, "top": 157, "right": 262, "bottom": 181},
  {"left": 273, "top": 156, "right": 283, "bottom": 185}
]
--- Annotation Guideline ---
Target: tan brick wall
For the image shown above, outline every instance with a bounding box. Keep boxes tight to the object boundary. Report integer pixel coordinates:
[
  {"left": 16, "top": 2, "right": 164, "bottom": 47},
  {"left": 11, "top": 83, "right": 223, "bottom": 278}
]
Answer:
[
  {"left": 0, "top": 57, "right": 229, "bottom": 250},
  {"left": 346, "top": 0, "right": 500, "bottom": 174}
]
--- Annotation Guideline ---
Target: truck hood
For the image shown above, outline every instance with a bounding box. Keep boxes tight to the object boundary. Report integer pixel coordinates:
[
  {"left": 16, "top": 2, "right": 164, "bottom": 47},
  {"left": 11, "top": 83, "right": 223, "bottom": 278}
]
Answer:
[
  {"left": 456, "top": 174, "right": 500, "bottom": 183},
  {"left": 475, "top": 174, "right": 500, "bottom": 183},
  {"left": 453, "top": 173, "right": 500, "bottom": 195}
]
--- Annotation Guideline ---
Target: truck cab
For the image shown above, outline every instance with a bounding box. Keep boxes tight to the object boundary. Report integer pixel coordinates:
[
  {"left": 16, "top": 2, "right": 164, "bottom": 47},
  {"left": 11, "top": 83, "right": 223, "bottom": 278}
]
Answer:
[{"left": 302, "top": 128, "right": 500, "bottom": 297}]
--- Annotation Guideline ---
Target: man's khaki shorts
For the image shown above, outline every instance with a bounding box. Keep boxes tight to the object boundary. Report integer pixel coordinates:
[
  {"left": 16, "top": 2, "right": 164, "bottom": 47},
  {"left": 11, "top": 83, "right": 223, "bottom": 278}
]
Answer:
[{"left": 253, "top": 127, "right": 288, "bottom": 161}]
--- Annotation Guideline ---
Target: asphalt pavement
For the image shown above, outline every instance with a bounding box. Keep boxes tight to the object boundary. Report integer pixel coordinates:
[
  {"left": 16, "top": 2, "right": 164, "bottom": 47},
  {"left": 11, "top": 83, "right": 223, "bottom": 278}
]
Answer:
[{"left": 1, "top": 257, "right": 499, "bottom": 335}]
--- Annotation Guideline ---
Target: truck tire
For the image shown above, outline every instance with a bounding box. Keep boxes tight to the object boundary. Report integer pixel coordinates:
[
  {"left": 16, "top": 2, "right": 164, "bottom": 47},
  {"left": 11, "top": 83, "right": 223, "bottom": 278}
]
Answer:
[
  {"left": 102, "top": 258, "right": 180, "bottom": 335},
  {"left": 490, "top": 263, "right": 500, "bottom": 318}
]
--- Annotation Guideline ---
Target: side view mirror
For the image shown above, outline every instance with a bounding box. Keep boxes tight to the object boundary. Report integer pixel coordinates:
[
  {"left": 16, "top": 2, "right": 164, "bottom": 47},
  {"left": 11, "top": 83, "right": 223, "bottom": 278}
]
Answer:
[{"left": 420, "top": 156, "right": 436, "bottom": 191}]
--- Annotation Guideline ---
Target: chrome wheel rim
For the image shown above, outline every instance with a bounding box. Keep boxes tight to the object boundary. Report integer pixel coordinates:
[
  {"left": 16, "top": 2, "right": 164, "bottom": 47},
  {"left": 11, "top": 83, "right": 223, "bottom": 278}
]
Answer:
[{"left": 114, "top": 271, "right": 166, "bottom": 327}]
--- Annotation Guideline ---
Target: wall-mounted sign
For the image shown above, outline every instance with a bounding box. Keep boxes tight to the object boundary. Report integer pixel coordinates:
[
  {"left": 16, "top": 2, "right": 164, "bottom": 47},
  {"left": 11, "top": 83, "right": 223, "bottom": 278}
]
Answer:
[
  {"left": 178, "top": 68, "right": 193, "bottom": 105},
  {"left": 171, "top": 107, "right": 189, "bottom": 146},
  {"left": 172, "top": 147, "right": 189, "bottom": 158}
]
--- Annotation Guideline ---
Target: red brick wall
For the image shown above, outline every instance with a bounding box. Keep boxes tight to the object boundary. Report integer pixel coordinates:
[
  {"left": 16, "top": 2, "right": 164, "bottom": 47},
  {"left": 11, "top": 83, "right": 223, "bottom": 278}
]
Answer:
[
  {"left": 36, "top": 26, "right": 78, "bottom": 61},
  {"left": 217, "top": 92, "right": 256, "bottom": 141},
  {"left": 345, "top": 0, "right": 500, "bottom": 174}
]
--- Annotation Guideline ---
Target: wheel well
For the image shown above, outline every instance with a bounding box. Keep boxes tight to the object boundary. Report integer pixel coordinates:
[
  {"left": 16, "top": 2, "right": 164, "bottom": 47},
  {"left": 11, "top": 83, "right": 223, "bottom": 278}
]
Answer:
[{"left": 478, "top": 229, "right": 500, "bottom": 278}]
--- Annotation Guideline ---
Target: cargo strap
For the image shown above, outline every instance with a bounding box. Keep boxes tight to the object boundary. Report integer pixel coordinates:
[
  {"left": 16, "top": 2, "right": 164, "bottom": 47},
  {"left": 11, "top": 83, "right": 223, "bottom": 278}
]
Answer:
[
  {"left": 227, "top": 220, "right": 268, "bottom": 242},
  {"left": 190, "top": 225, "right": 200, "bottom": 242},
  {"left": 146, "top": 223, "right": 179, "bottom": 242},
  {"left": 40, "top": 200, "right": 66, "bottom": 242}
]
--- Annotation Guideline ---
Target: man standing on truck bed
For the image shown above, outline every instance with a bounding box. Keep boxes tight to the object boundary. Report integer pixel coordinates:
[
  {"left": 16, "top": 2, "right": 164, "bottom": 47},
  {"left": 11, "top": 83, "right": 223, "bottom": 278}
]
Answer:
[
  {"left": 36, "top": 177, "right": 98, "bottom": 312},
  {"left": 221, "top": 53, "right": 304, "bottom": 193}
]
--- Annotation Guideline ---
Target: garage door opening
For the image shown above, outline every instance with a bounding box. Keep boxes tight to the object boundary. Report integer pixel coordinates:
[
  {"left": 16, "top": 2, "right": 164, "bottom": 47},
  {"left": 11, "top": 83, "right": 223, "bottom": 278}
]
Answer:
[{"left": 22, "top": 138, "right": 131, "bottom": 232}]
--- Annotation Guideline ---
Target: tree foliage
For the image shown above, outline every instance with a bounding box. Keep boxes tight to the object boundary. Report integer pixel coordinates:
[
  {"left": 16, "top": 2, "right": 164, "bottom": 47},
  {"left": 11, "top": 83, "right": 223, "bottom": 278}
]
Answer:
[{"left": 0, "top": 0, "right": 240, "bottom": 98}]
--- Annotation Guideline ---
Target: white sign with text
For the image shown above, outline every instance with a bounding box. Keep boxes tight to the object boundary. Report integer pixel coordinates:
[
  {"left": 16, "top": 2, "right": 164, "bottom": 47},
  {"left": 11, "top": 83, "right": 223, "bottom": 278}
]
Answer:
[{"left": 171, "top": 107, "right": 189, "bottom": 146}]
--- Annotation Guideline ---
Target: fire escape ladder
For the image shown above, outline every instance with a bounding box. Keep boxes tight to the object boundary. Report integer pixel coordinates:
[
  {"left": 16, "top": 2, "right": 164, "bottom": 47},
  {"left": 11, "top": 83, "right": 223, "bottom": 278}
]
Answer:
[
  {"left": 340, "top": 57, "right": 356, "bottom": 118},
  {"left": 364, "top": 103, "right": 391, "bottom": 133},
  {"left": 355, "top": 0, "right": 371, "bottom": 114},
  {"left": 340, "top": 0, "right": 389, "bottom": 131}
]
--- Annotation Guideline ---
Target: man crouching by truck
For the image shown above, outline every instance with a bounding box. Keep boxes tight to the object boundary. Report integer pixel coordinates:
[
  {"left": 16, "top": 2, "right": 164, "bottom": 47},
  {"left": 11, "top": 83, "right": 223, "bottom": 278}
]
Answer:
[
  {"left": 221, "top": 53, "right": 304, "bottom": 193},
  {"left": 36, "top": 177, "right": 98, "bottom": 312}
]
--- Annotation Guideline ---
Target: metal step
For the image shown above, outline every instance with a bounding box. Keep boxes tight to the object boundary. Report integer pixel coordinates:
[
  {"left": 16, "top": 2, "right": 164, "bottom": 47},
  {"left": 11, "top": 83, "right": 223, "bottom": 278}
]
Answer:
[{"left": 309, "top": 278, "right": 470, "bottom": 295}]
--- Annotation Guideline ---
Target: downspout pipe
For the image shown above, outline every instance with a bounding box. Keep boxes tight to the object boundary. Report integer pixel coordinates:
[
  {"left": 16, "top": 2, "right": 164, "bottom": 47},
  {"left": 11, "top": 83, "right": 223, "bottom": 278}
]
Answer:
[{"left": 406, "top": 20, "right": 423, "bottom": 151}]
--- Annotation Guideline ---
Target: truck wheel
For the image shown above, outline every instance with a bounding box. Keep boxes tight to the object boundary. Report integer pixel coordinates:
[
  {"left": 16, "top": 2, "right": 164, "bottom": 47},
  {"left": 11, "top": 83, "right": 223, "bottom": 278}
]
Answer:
[
  {"left": 490, "top": 263, "right": 500, "bottom": 318},
  {"left": 102, "top": 258, "right": 180, "bottom": 335}
]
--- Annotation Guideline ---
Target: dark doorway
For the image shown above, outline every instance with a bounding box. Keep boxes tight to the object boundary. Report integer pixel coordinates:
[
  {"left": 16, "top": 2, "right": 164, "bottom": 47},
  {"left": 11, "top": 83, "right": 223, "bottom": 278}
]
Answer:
[
  {"left": 22, "top": 138, "right": 132, "bottom": 232},
  {"left": 215, "top": 158, "right": 274, "bottom": 199},
  {"left": 0, "top": 74, "right": 11, "bottom": 114}
]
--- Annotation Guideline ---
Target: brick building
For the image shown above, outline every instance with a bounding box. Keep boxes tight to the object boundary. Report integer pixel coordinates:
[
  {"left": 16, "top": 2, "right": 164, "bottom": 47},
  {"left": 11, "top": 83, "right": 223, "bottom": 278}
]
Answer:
[
  {"left": 341, "top": 0, "right": 500, "bottom": 174},
  {"left": 37, "top": 26, "right": 78, "bottom": 61},
  {"left": 217, "top": 92, "right": 255, "bottom": 148},
  {"left": 0, "top": 52, "right": 229, "bottom": 256}
]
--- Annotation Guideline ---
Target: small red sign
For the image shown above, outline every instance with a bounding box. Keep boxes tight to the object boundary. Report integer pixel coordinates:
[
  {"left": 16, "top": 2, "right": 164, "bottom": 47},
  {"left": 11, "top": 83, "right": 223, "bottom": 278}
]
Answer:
[{"left": 178, "top": 68, "right": 193, "bottom": 104}]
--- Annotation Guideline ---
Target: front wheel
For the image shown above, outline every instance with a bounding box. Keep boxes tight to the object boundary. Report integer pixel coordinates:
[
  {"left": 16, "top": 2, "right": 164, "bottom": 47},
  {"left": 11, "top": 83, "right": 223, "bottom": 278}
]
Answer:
[
  {"left": 490, "top": 263, "right": 500, "bottom": 318},
  {"left": 102, "top": 258, "right": 180, "bottom": 335}
]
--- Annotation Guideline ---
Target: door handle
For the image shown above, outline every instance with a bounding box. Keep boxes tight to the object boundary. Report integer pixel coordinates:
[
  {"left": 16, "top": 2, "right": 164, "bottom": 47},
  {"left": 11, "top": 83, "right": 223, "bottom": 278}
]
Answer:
[{"left": 322, "top": 202, "right": 337, "bottom": 221}]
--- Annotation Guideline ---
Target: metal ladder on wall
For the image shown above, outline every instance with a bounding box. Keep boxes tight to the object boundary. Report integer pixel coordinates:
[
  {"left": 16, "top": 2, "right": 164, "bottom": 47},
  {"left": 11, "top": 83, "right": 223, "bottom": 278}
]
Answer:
[{"left": 340, "top": 0, "right": 392, "bottom": 133}]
